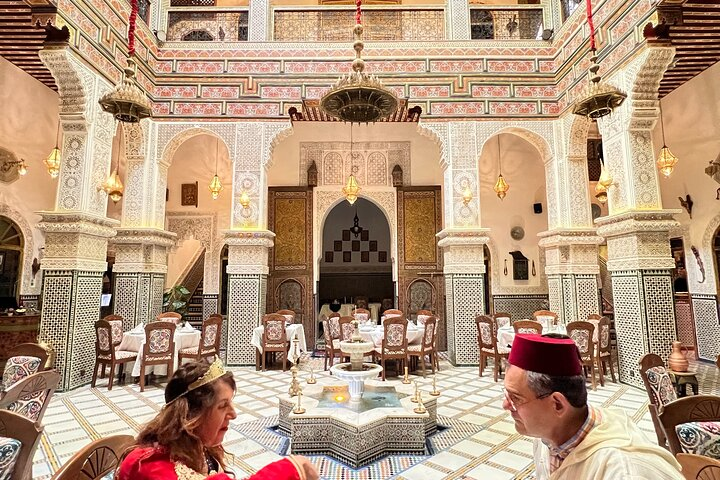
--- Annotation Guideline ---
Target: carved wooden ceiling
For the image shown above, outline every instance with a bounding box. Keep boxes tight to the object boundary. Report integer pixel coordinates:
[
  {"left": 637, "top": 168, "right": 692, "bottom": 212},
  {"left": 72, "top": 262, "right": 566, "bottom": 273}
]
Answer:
[
  {"left": 657, "top": 0, "right": 720, "bottom": 97},
  {"left": 0, "top": 0, "right": 57, "bottom": 91}
]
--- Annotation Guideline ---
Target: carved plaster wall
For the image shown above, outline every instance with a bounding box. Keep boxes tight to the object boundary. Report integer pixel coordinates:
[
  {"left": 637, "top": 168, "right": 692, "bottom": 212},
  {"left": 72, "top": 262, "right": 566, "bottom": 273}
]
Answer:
[{"left": 166, "top": 213, "right": 222, "bottom": 294}]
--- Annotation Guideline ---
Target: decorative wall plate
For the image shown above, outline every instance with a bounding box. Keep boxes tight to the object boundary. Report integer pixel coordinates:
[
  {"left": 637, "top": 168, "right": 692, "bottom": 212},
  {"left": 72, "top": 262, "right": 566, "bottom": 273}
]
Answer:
[{"left": 510, "top": 226, "right": 525, "bottom": 240}]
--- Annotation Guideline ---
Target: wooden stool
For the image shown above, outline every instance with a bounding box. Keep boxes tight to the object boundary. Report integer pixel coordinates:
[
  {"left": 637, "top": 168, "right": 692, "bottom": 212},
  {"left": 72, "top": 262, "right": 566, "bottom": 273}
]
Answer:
[{"left": 669, "top": 370, "right": 699, "bottom": 397}]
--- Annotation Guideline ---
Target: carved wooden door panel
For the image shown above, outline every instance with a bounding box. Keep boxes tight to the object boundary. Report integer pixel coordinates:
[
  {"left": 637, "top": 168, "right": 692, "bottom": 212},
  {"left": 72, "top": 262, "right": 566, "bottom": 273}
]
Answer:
[
  {"left": 267, "top": 188, "right": 315, "bottom": 349},
  {"left": 397, "top": 186, "right": 446, "bottom": 350}
]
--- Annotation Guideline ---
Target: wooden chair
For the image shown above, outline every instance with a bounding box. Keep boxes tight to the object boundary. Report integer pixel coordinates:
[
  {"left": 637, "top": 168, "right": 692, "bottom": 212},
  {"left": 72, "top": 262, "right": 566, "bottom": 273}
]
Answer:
[
  {"left": 595, "top": 316, "right": 616, "bottom": 384},
  {"left": 101, "top": 314, "right": 124, "bottom": 347},
  {"left": 261, "top": 313, "right": 289, "bottom": 372},
  {"left": 322, "top": 320, "right": 342, "bottom": 370},
  {"left": 566, "top": 320, "right": 597, "bottom": 390},
  {"left": 532, "top": 310, "right": 558, "bottom": 330},
  {"left": 155, "top": 311, "right": 182, "bottom": 325},
  {"left": 493, "top": 312, "right": 512, "bottom": 329},
  {"left": 432, "top": 315, "right": 443, "bottom": 372},
  {"left": 91, "top": 320, "right": 137, "bottom": 391},
  {"left": 338, "top": 316, "right": 355, "bottom": 342},
  {"left": 408, "top": 315, "right": 437, "bottom": 377},
  {"left": 676, "top": 453, "right": 720, "bottom": 480},
  {"left": 276, "top": 309, "right": 296, "bottom": 324},
  {"left": 327, "top": 313, "right": 341, "bottom": 343},
  {"left": 2, "top": 343, "right": 52, "bottom": 391},
  {"left": 139, "top": 321, "right": 177, "bottom": 391},
  {"left": 639, "top": 353, "right": 676, "bottom": 448},
  {"left": 0, "top": 370, "right": 60, "bottom": 424},
  {"left": 476, "top": 315, "right": 509, "bottom": 382},
  {"left": 658, "top": 395, "right": 720, "bottom": 457},
  {"left": 51, "top": 434, "right": 134, "bottom": 480},
  {"left": 0, "top": 409, "right": 43, "bottom": 480},
  {"left": 383, "top": 309, "right": 403, "bottom": 318},
  {"left": 374, "top": 316, "right": 409, "bottom": 380},
  {"left": 178, "top": 315, "right": 222, "bottom": 364},
  {"left": 416, "top": 309, "right": 433, "bottom": 326},
  {"left": 587, "top": 313, "right": 602, "bottom": 321},
  {"left": 352, "top": 308, "right": 371, "bottom": 325},
  {"left": 512, "top": 320, "right": 543, "bottom": 335}
]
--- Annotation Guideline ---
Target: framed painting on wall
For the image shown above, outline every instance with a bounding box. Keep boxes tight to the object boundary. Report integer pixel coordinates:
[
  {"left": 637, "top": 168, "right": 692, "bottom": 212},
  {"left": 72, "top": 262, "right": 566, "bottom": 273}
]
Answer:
[
  {"left": 325, "top": 251, "right": 333, "bottom": 263},
  {"left": 342, "top": 230, "right": 351, "bottom": 241},
  {"left": 361, "top": 251, "right": 369, "bottom": 263},
  {"left": 361, "top": 230, "right": 369, "bottom": 241},
  {"left": 369, "top": 241, "right": 378, "bottom": 252},
  {"left": 181, "top": 182, "right": 199, "bottom": 207},
  {"left": 334, "top": 241, "right": 343, "bottom": 252},
  {"left": 378, "top": 251, "right": 387, "bottom": 263},
  {"left": 352, "top": 240, "right": 360, "bottom": 252},
  {"left": 343, "top": 251, "right": 351, "bottom": 262}
]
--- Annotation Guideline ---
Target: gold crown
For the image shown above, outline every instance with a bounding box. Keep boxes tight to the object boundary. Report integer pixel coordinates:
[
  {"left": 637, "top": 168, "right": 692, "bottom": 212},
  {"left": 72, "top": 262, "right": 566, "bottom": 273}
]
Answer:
[{"left": 187, "top": 356, "right": 226, "bottom": 392}]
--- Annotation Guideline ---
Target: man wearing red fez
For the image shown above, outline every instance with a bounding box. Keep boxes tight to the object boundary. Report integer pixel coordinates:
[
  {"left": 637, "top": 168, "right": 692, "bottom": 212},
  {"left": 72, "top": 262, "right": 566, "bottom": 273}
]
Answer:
[{"left": 504, "top": 334, "right": 682, "bottom": 479}]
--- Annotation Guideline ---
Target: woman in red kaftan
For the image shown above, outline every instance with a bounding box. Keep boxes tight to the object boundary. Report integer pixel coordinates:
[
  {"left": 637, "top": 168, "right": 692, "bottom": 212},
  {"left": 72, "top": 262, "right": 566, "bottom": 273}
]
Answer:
[{"left": 117, "top": 359, "right": 317, "bottom": 480}]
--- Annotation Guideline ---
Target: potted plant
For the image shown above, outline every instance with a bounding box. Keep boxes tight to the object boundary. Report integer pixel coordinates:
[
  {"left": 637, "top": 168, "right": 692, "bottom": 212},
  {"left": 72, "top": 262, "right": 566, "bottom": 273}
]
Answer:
[{"left": 162, "top": 285, "right": 191, "bottom": 318}]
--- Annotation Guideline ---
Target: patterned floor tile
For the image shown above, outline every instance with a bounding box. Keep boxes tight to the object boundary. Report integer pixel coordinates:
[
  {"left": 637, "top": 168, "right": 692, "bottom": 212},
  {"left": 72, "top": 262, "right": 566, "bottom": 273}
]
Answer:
[{"left": 33, "top": 359, "right": 719, "bottom": 479}]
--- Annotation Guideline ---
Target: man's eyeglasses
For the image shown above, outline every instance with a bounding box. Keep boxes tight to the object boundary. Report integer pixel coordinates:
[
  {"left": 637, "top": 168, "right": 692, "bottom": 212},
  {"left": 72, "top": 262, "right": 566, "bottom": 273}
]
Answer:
[{"left": 502, "top": 387, "right": 552, "bottom": 413}]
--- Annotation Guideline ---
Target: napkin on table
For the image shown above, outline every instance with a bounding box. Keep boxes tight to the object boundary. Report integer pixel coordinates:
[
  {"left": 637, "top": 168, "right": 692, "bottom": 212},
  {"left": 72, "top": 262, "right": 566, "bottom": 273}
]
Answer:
[{"left": 182, "top": 322, "right": 195, "bottom": 332}]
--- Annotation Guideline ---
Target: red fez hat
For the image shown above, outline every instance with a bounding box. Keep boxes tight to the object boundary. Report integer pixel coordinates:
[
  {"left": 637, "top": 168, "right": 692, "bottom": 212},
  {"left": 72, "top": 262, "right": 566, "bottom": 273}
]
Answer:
[{"left": 508, "top": 334, "right": 582, "bottom": 376}]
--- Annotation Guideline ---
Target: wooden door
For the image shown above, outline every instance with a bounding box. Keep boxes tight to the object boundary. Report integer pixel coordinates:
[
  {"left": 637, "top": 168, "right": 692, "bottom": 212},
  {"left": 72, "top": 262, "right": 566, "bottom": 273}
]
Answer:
[
  {"left": 396, "top": 186, "right": 445, "bottom": 350},
  {"left": 267, "top": 188, "right": 315, "bottom": 349}
]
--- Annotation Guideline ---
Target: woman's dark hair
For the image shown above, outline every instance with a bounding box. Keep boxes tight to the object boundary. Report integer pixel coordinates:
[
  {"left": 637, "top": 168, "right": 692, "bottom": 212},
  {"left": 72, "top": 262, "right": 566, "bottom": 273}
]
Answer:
[{"left": 120, "top": 361, "right": 236, "bottom": 473}]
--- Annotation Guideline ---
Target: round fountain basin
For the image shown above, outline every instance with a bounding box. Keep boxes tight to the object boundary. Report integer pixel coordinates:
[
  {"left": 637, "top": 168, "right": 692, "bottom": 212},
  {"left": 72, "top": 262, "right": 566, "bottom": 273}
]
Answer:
[
  {"left": 329, "top": 362, "right": 382, "bottom": 401},
  {"left": 338, "top": 340, "right": 375, "bottom": 370}
]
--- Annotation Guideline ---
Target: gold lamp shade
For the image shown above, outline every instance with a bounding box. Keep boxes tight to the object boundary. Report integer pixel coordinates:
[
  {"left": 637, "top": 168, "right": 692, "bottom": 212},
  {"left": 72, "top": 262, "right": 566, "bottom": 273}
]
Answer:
[
  {"left": 343, "top": 174, "right": 360, "bottom": 205},
  {"left": 598, "top": 163, "right": 613, "bottom": 189},
  {"left": 101, "top": 168, "right": 124, "bottom": 203},
  {"left": 594, "top": 182, "right": 608, "bottom": 203},
  {"left": 239, "top": 191, "right": 250, "bottom": 208},
  {"left": 209, "top": 174, "right": 223, "bottom": 200},
  {"left": 572, "top": 79, "right": 626, "bottom": 119},
  {"left": 45, "top": 147, "right": 61, "bottom": 178},
  {"left": 462, "top": 184, "right": 473, "bottom": 205},
  {"left": 656, "top": 145, "right": 678, "bottom": 178},
  {"left": 494, "top": 174, "right": 509, "bottom": 200},
  {"left": 98, "top": 59, "right": 152, "bottom": 123}
]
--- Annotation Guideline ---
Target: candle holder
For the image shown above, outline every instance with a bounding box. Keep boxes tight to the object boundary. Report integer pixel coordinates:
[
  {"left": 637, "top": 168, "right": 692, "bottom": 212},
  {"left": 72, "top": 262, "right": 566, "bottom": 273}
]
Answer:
[
  {"left": 293, "top": 390, "right": 306, "bottom": 414},
  {"left": 413, "top": 389, "right": 426, "bottom": 414},
  {"left": 402, "top": 366, "right": 411, "bottom": 384},
  {"left": 430, "top": 375, "right": 440, "bottom": 396},
  {"left": 410, "top": 381, "right": 419, "bottom": 403},
  {"left": 288, "top": 335, "right": 302, "bottom": 397},
  {"left": 307, "top": 365, "right": 317, "bottom": 384}
]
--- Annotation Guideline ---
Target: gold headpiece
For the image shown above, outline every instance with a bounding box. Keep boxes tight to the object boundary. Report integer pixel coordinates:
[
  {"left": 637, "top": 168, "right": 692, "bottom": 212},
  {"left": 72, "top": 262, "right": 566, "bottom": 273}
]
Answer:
[{"left": 166, "top": 357, "right": 226, "bottom": 405}]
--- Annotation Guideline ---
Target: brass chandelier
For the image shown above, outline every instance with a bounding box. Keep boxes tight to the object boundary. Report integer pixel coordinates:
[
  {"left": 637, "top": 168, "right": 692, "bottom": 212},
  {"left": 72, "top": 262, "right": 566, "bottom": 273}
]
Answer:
[
  {"left": 98, "top": 0, "right": 152, "bottom": 123},
  {"left": 320, "top": 0, "right": 398, "bottom": 123},
  {"left": 572, "top": 0, "right": 626, "bottom": 119}
]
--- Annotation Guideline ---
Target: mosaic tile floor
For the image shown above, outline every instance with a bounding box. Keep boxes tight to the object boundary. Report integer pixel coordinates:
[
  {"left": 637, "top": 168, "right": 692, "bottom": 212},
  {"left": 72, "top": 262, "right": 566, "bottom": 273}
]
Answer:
[{"left": 34, "top": 356, "right": 719, "bottom": 480}]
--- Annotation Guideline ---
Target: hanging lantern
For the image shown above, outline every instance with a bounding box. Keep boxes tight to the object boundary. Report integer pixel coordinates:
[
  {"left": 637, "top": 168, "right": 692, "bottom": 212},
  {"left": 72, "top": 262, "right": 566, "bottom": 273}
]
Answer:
[
  {"left": 494, "top": 174, "right": 509, "bottom": 200},
  {"left": 101, "top": 168, "right": 124, "bottom": 202},
  {"left": 17, "top": 160, "right": 27, "bottom": 176},
  {"left": 462, "top": 183, "right": 473, "bottom": 206},
  {"left": 45, "top": 122, "right": 62, "bottom": 178},
  {"left": 598, "top": 161, "right": 613, "bottom": 189},
  {"left": 209, "top": 174, "right": 223, "bottom": 200},
  {"left": 594, "top": 182, "right": 608, "bottom": 203},
  {"left": 656, "top": 146, "right": 679, "bottom": 178},
  {"left": 343, "top": 174, "right": 360, "bottom": 205}
]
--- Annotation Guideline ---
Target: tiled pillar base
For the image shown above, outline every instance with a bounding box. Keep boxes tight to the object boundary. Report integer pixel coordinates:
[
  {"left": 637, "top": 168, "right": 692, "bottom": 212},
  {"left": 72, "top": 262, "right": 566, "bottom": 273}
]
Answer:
[
  {"left": 224, "top": 230, "right": 274, "bottom": 365},
  {"left": 539, "top": 229, "right": 603, "bottom": 325},
  {"left": 111, "top": 229, "right": 175, "bottom": 329},
  {"left": 597, "top": 211, "right": 679, "bottom": 388},
  {"left": 37, "top": 212, "right": 117, "bottom": 391},
  {"left": 437, "top": 229, "right": 490, "bottom": 365}
]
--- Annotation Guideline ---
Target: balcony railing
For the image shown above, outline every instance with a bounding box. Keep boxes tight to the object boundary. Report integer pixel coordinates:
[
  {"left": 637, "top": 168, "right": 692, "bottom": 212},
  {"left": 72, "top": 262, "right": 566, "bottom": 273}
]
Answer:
[
  {"left": 273, "top": 8, "right": 445, "bottom": 42},
  {"left": 166, "top": 9, "right": 248, "bottom": 41},
  {"left": 470, "top": 8, "right": 544, "bottom": 40}
]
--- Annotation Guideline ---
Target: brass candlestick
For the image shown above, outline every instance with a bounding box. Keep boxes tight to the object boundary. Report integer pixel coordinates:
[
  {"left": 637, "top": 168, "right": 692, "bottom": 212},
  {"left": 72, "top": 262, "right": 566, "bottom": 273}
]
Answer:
[
  {"left": 293, "top": 390, "right": 306, "bottom": 414},
  {"left": 414, "top": 389, "right": 427, "bottom": 414},
  {"left": 307, "top": 365, "right": 317, "bottom": 384},
  {"left": 402, "top": 366, "right": 411, "bottom": 384},
  {"left": 411, "top": 381, "right": 419, "bottom": 403},
  {"left": 430, "top": 375, "right": 440, "bottom": 396},
  {"left": 288, "top": 335, "right": 302, "bottom": 397}
]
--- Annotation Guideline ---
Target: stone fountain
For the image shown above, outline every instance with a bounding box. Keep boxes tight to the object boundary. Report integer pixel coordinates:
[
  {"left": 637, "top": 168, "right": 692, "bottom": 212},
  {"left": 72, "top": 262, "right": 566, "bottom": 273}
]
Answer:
[
  {"left": 277, "top": 318, "right": 437, "bottom": 467},
  {"left": 328, "top": 319, "right": 382, "bottom": 401}
]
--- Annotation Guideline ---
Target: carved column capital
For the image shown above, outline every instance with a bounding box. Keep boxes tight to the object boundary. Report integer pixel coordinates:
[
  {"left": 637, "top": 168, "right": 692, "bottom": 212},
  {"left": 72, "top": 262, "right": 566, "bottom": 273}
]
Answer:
[
  {"left": 224, "top": 229, "right": 275, "bottom": 275},
  {"left": 437, "top": 228, "right": 491, "bottom": 274}
]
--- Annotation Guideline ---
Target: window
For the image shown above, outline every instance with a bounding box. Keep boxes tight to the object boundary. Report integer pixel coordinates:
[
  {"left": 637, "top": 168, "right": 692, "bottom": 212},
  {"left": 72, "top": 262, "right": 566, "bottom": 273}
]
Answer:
[
  {"left": 471, "top": 10, "right": 494, "bottom": 39},
  {"left": 182, "top": 30, "right": 214, "bottom": 41}
]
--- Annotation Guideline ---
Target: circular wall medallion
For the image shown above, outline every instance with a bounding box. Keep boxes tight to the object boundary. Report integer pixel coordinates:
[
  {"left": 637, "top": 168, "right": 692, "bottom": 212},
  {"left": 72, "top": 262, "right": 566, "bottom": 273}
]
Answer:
[{"left": 510, "top": 226, "right": 525, "bottom": 240}]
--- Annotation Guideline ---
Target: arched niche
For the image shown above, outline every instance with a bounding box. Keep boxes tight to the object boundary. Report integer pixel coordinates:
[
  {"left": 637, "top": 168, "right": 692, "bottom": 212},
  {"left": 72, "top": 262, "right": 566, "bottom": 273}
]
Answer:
[{"left": 0, "top": 216, "right": 24, "bottom": 307}]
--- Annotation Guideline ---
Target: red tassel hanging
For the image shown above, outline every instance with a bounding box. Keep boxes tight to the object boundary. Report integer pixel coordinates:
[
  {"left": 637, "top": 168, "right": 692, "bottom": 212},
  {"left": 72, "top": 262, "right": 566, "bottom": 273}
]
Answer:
[
  {"left": 586, "top": 0, "right": 596, "bottom": 51},
  {"left": 355, "top": 0, "right": 362, "bottom": 25}
]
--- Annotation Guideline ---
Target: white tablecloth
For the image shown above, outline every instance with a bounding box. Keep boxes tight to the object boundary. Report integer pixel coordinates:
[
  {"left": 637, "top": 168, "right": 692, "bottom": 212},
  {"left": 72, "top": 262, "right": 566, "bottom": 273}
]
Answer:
[
  {"left": 497, "top": 322, "right": 598, "bottom": 349},
  {"left": 251, "top": 323, "right": 307, "bottom": 354},
  {"left": 118, "top": 328, "right": 201, "bottom": 377},
  {"left": 319, "top": 303, "right": 354, "bottom": 319},
  {"left": 359, "top": 325, "right": 424, "bottom": 347}
]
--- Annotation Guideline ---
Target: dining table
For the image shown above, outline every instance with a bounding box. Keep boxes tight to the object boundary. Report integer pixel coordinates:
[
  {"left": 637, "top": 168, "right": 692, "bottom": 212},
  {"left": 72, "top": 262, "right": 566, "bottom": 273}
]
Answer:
[
  {"left": 496, "top": 319, "right": 600, "bottom": 349},
  {"left": 359, "top": 323, "right": 424, "bottom": 347},
  {"left": 117, "top": 323, "right": 201, "bottom": 377},
  {"left": 251, "top": 323, "right": 307, "bottom": 354}
]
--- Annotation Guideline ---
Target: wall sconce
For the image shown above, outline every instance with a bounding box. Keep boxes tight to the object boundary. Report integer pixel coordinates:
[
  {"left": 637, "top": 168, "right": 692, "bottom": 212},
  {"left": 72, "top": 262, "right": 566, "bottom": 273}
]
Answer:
[
  {"left": 461, "top": 180, "right": 472, "bottom": 206},
  {"left": 1, "top": 158, "right": 27, "bottom": 176},
  {"left": 239, "top": 191, "right": 250, "bottom": 209}
]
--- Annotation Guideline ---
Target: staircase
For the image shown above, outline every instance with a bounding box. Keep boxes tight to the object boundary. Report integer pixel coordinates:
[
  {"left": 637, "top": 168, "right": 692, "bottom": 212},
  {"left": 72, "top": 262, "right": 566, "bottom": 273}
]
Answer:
[{"left": 186, "top": 280, "right": 204, "bottom": 327}]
